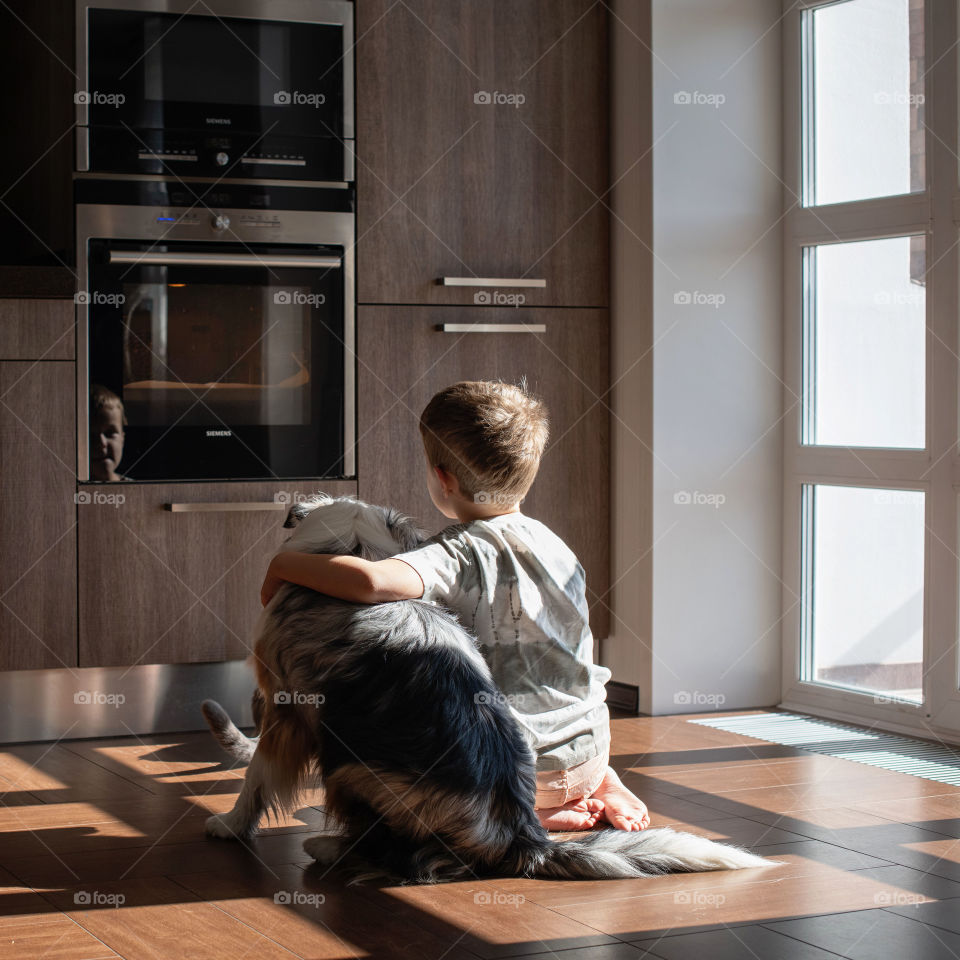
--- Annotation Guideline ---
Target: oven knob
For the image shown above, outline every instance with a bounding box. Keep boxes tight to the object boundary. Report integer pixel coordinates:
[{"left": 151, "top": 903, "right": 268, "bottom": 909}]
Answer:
[
  {"left": 211, "top": 214, "right": 231, "bottom": 231},
  {"left": 215, "top": 151, "right": 229, "bottom": 166}
]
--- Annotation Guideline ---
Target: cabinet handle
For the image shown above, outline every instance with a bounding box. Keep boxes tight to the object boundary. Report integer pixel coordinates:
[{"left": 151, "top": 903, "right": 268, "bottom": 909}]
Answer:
[
  {"left": 440, "top": 323, "right": 546, "bottom": 334},
  {"left": 439, "top": 277, "right": 546, "bottom": 288},
  {"left": 165, "top": 502, "right": 289, "bottom": 513}
]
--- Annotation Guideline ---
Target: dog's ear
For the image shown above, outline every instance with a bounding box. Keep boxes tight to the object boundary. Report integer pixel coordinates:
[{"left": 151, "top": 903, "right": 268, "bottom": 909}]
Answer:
[
  {"left": 384, "top": 509, "right": 429, "bottom": 551},
  {"left": 283, "top": 503, "right": 311, "bottom": 528},
  {"left": 282, "top": 492, "right": 334, "bottom": 528}
]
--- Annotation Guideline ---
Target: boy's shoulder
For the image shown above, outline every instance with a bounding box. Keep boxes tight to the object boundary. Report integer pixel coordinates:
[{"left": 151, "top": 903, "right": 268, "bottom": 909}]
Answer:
[{"left": 445, "top": 513, "right": 576, "bottom": 559}]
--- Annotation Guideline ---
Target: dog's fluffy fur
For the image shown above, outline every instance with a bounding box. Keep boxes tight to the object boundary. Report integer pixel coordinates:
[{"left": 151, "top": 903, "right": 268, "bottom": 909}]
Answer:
[{"left": 204, "top": 495, "right": 777, "bottom": 882}]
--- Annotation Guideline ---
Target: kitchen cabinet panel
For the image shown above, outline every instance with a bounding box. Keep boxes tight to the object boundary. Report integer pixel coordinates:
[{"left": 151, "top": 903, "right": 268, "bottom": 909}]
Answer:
[
  {"left": 355, "top": 0, "right": 608, "bottom": 307},
  {"left": 0, "top": 300, "right": 74, "bottom": 360},
  {"left": 78, "top": 480, "right": 357, "bottom": 667},
  {"left": 0, "top": 361, "right": 77, "bottom": 670},
  {"left": 357, "top": 305, "right": 610, "bottom": 637}
]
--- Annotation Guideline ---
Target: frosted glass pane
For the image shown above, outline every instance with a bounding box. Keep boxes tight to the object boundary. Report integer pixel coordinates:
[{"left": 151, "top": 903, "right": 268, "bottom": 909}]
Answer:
[
  {"left": 808, "top": 485, "right": 924, "bottom": 703},
  {"left": 809, "top": 235, "right": 925, "bottom": 449},
  {"left": 809, "top": 0, "right": 924, "bottom": 205}
]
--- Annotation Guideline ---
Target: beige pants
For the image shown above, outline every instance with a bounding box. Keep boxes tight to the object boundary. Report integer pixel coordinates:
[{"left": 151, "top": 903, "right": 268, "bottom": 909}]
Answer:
[{"left": 533, "top": 750, "right": 609, "bottom": 809}]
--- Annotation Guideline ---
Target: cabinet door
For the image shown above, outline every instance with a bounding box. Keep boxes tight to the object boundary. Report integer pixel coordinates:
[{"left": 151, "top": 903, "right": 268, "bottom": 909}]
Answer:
[
  {"left": 0, "top": 300, "right": 74, "bottom": 360},
  {"left": 355, "top": 0, "right": 608, "bottom": 308},
  {"left": 357, "top": 306, "right": 609, "bottom": 637},
  {"left": 78, "top": 481, "right": 357, "bottom": 667},
  {"left": 0, "top": 362, "right": 77, "bottom": 670}
]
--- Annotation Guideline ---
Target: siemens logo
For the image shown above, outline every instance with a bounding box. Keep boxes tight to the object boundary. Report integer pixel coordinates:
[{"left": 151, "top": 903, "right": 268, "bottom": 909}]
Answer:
[
  {"left": 206, "top": 429, "right": 232, "bottom": 437},
  {"left": 206, "top": 117, "right": 231, "bottom": 125}
]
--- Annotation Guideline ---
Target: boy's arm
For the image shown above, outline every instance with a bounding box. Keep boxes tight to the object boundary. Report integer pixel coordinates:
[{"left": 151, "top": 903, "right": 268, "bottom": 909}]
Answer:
[{"left": 261, "top": 552, "right": 425, "bottom": 606}]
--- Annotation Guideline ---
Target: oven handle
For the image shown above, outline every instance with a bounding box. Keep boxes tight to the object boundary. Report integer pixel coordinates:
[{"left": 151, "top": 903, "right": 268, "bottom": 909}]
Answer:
[{"left": 109, "top": 251, "right": 342, "bottom": 269}]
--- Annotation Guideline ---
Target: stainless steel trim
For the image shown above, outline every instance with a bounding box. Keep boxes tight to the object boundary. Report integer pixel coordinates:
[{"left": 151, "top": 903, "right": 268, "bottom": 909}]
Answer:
[
  {"left": 76, "top": 126, "right": 89, "bottom": 171},
  {"left": 138, "top": 152, "right": 199, "bottom": 162},
  {"left": 109, "top": 251, "right": 342, "bottom": 268},
  {"left": 166, "top": 501, "right": 287, "bottom": 512},
  {"left": 74, "top": 171, "right": 352, "bottom": 189},
  {"left": 440, "top": 323, "right": 547, "bottom": 334},
  {"left": 343, "top": 141, "right": 356, "bottom": 182},
  {"left": 76, "top": 202, "right": 356, "bottom": 482},
  {"left": 240, "top": 157, "right": 307, "bottom": 167},
  {"left": 0, "top": 661, "right": 256, "bottom": 744},
  {"left": 440, "top": 277, "right": 547, "bottom": 288},
  {"left": 76, "top": 0, "right": 355, "bottom": 147}
]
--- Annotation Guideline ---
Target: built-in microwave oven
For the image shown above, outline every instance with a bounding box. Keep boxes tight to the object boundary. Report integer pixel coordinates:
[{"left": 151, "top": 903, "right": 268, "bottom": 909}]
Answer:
[
  {"left": 75, "top": 0, "right": 354, "bottom": 184},
  {"left": 76, "top": 181, "right": 355, "bottom": 483}
]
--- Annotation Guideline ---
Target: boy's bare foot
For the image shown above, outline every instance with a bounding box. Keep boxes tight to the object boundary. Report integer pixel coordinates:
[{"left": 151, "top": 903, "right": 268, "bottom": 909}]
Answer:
[
  {"left": 536, "top": 797, "right": 605, "bottom": 832},
  {"left": 591, "top": 767, "right": 650, "bottom": 831}
]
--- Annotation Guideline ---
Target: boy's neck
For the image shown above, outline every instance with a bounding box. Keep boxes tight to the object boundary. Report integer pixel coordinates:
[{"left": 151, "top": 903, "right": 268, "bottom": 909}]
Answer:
[{"left": 450, "top": 502, "right": 522, "bottom": 524}]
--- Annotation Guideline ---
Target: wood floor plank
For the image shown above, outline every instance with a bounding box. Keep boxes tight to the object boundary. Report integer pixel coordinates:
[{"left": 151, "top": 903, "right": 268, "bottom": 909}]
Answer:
[
  {"left": 172, "top": 865, "right": 483, "bottom": 960},
  {"left": 766, "top": 908, "right": 960, "bottom": 960},
  {"left": 373, "top": 877, "right": 618, "bottom": 958},
  {"left": 504, "top": 945, "right": 651, "bottom": 960},
  {"left": 41, "top": 876, "right": 302, "bottom": 960},
  {"left": 0, "top": 745, "right": 151, "bottom": 804},
  {"left": 3, "top": 830, "right": 323, "bottom": 887},
  {"left": 0, "top": 863, "right": 62, "bottom": 924},
  {"left": 0, "top": 916, "right": 120, "bottom": 960},
  {"left": 632, "top": 923, "right": 847, "bottom": 959},
  {"left": 883, "top": 899, "right": 960, "bottom": 936},
  {"left": 516, "top": 858, "right": 947, "bottom": 937},
  {"left": 0, "top": 796, "right": 329, "bottom": 864},
  {"left": 630, "top": 753, "right": 937, "bottom": 798},
  {"left": 851, "top": 794, "right": 960, "bottom": 838}
]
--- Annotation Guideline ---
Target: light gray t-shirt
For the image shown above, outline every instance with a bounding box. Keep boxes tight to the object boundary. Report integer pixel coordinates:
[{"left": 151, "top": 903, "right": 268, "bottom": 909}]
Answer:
[{"left": 395, "top": 512, "right": 611, "bottom": 771}]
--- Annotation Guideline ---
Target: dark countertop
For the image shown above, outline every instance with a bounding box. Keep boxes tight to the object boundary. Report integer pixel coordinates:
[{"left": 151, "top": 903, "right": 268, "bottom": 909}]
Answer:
[{"left": 0, "top": 266, "right": 77, "bottom": 299}]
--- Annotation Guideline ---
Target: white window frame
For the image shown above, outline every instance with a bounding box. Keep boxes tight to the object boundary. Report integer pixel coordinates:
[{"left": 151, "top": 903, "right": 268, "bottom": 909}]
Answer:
[{"left": 780, "top": 0, "right": 960, "bottom": 740}]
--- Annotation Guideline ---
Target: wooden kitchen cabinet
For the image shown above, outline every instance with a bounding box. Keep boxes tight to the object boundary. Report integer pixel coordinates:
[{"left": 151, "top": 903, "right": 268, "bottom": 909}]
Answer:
[
  {"left": 355, "top": 0, "right": 608, "bottom": 308},
  {"left": 0, "top": 300, "right": 74, "bottom": 360},
  {"left": 357, "top": 306, "right": 610, "bottom": 637},
  {"left": 0, "top": 361, "right": 77, "bottom": 670},
  {"left": 78, "top": 480, "right": 357, "bottom": 667}
]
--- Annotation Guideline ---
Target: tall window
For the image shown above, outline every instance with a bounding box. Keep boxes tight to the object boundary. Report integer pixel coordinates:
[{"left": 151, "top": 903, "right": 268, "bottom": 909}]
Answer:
[{"left": 783, "top": 0, "right": 960, "bottom": 737}]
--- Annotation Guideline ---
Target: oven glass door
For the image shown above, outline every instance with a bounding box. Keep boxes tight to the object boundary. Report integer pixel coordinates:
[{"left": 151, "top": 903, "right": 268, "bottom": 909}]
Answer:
[
  {"left": 86, "top": 241, "right": 346, "bottom": 482},
  {"left": 86, "top": 9, "right": 344, "bottom": 138}
]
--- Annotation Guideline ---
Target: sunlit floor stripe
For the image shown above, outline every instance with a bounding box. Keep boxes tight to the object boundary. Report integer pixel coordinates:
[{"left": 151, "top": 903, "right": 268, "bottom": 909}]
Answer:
[{"left": 688, "top": 712, "right": 960, "bottom": 784}]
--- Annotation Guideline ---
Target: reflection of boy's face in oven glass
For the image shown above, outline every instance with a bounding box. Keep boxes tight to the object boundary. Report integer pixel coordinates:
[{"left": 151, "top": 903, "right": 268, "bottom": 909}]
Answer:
[{"left": 90, "top": 404, "right": 125, "bottom": 481}]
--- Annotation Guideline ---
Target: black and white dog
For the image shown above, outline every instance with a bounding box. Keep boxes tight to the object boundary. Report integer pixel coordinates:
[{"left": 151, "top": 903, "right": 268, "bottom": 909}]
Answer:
[{"left": 204, "top": 495, "right": 776, "bottom": 882}]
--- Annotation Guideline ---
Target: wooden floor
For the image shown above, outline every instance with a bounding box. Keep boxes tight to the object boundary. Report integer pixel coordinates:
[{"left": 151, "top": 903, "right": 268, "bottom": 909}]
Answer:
[{"left": 3, "top": 710, "right": 960, "bottom": 959}]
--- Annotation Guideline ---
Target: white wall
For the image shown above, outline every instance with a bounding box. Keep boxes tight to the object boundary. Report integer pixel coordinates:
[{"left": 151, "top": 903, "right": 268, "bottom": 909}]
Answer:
[
  {"left": 649, "top": 0, "right": 783, "bottom": 714},
  {"left": 607, "top": 0, "right": 784, "bottom": 713}
]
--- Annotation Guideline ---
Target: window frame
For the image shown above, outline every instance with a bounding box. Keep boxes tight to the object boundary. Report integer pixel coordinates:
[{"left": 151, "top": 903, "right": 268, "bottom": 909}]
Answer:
[{"left": 781, "top": 0, "right": 960, "bottom": 738}]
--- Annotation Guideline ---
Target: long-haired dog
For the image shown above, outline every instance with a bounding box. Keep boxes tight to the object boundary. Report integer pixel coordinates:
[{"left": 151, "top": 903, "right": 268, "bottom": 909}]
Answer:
[{"left": 203, "top": 495, "right": 777, "bottom": 882}]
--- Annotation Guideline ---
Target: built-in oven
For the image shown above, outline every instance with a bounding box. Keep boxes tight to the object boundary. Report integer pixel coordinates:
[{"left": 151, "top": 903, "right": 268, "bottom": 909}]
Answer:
[
  {"left": 76, "top": 181, "right": 355, "bottom": 483},
  {"left": 75, "top": 0, "right": 354, "bottom": 184}
]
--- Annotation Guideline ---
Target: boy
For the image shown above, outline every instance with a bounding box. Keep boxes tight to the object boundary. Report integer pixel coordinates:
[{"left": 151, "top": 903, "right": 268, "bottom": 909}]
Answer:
[
  {"left": 89, "top": 384, "right": 130, "bottom": 482},
  {"left": 260, "top": 380, "right": 649, "bottom": 832}
]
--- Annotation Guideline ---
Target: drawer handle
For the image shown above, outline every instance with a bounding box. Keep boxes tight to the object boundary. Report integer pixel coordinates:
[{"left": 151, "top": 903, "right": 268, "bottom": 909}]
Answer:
[
  {"left": 440, "top": 323, "right": 546, "bottom": 334},
  {"left": 165, "top": 502, "right": 289, "bottom": 513},
  {"left": 439, "top": 277, "right": 546, "bottom": 288}
]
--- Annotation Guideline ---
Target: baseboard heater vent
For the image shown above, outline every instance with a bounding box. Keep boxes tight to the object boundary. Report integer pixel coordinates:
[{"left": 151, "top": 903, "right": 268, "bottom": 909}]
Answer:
[{"left": 689, "top": 712, "right": 960, "bottom": 786}]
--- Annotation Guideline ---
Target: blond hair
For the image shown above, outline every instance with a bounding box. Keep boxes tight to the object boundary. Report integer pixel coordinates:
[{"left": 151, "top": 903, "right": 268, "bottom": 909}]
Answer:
[
  {"left": 90, "top": 383, "right": 127, "bottom": 426},
  {"left": 419, "top": 381, "right": 549, "bottom": 500}
]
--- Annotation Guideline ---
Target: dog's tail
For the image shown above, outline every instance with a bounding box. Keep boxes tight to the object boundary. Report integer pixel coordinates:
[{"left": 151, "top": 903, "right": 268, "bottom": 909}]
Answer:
[
  {"left": 519, "top": 827, "right": 775, "bottom": 880},
  {"left": 201, "top": 699, "right": 259, "bottom": 764}
]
